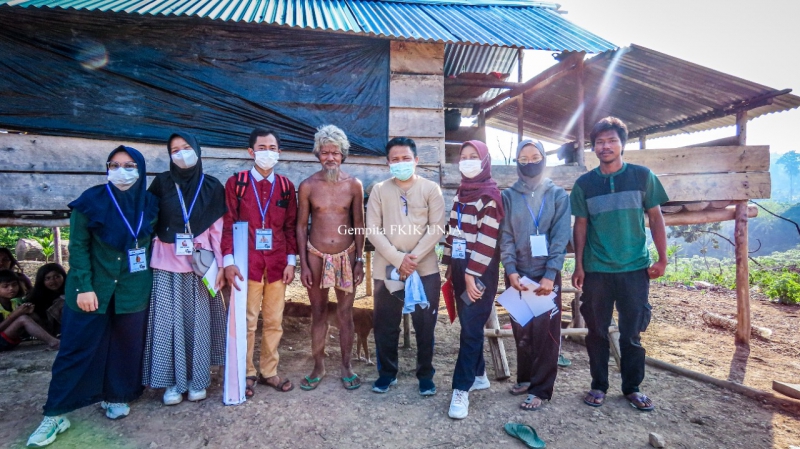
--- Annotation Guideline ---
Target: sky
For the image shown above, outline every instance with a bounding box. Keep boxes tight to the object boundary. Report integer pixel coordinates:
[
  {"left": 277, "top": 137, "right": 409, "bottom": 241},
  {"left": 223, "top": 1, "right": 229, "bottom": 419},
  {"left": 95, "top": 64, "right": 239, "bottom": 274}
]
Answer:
[{"left": 487, "top": 0, "right": 800, "bottom": 161}]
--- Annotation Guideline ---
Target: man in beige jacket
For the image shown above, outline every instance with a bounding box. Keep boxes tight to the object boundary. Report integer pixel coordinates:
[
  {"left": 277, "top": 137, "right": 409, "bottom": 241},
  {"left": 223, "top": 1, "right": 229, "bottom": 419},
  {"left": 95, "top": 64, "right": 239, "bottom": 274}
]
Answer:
[{"left": 366, "top": 137, "right": 446, "bottom": 396}]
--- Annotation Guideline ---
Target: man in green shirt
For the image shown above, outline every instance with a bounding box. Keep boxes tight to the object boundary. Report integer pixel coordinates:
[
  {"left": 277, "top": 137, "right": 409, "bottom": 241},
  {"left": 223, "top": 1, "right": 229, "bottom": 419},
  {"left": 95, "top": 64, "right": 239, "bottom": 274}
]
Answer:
[{"left": 570, "top": 117, "right": 668, "bottom": 411}]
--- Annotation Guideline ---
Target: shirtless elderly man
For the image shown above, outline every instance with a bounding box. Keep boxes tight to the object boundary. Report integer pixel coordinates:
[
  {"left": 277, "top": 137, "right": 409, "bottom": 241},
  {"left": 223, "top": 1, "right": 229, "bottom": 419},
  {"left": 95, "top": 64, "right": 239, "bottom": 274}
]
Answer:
[{"left": 297, "top": 125, "right": 365, "bottom": 391}]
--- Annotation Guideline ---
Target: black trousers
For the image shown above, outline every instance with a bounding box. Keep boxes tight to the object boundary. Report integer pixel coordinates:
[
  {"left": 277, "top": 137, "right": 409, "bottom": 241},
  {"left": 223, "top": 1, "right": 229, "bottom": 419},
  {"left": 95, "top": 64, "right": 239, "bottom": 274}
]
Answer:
[
  {"left": 511, "top": 272, "right": 562, "bottom": 400},
  {"left": 450, "top": 256, "right": 500, "bottom": 392},
  {"left": 43, "top": 298, "right": 147, "bottom": 416},
  {"left": 580, "top": 269, "right": 651, "bottom": 395},
  {"left": 373, "top": 273, "right": 441, "bottom": 381}
]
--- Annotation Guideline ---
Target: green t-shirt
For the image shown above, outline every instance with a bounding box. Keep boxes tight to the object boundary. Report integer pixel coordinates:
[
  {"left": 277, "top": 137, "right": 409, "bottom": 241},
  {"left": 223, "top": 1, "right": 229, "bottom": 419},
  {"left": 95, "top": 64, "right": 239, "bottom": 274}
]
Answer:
[
  {"left": 570, "top": 163, "right": 669, "bottom": 273},
  {"left": 0, "top": 297, "right": 24, "bottom": 322}
]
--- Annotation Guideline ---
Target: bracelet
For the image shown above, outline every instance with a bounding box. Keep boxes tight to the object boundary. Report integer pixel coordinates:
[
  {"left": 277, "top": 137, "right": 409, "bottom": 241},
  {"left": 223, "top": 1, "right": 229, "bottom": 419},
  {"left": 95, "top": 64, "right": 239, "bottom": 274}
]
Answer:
[{"left": 355, "top": 257, "right": 365, "bottom": 263}]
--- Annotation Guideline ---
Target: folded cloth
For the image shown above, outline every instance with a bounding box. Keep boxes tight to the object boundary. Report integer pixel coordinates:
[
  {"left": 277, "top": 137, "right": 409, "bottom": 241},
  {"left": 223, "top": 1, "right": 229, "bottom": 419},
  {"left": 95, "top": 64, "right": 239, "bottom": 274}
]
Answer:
[
  {"left": 402, "top": 272, "right": 429, "bottom": 314},
  {"left": 307, "top": 241, "right": 355, "bottom": 293}
]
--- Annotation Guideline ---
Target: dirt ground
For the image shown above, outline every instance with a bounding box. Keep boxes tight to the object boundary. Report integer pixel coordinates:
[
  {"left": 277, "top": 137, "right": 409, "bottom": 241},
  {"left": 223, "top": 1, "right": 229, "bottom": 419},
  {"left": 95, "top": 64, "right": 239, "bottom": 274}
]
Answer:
[{"left": 1, "top": 266, "right": 799, "bottom": 449}]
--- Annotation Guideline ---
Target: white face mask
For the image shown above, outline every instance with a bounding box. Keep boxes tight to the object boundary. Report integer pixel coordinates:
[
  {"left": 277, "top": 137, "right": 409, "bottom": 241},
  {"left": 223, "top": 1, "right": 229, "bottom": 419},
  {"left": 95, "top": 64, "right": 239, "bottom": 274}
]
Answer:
[
  {"left": 254, "top": 150, "right": 280, "bottom": 170},
  {"left": 459, "top": 159, "right": 483, "bottom": 179},
  {"left": 171, "top": 149, "right": 198, "bottom": 169},
  {"left": 107, "top": 167, "right": 139, "bottom": 191}
]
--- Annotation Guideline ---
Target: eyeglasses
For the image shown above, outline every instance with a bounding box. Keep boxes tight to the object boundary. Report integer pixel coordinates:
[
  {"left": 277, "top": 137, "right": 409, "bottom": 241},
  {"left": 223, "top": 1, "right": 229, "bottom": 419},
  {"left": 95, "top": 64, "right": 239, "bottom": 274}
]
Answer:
[
  {"left": 107, "top": 161, "right": 138, "bottom": 171},
  {"left": 400, "top": 195, "right": 408, "bottom": 216},
  {"left": 515, "top": 157, "right": 543, "bottom": 166}
]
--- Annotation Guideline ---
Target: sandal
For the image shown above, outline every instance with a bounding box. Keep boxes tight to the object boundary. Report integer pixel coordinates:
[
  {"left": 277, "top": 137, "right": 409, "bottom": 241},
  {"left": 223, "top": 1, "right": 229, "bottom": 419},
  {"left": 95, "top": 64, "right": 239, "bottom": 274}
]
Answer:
[
  {"left": 583, "top": 389, "right": 605, "bottom": 407},
  {"left": 258, "top": 374, "right": 294, "bottom": 392},
  {"left": 510, "top": 382, "right": 531, "bottom": 396},
  {"left": 626, "top": 392, "right": 655, "bottom": 411},
  {"left": 341, "top": 374, "right": 361, "bottom": 390},
  {"left": 245, "top": 376, "right": 257, "bottom": 398},
  {"left": 520, "top": 394, "right": 543, "bottom": 411},
  {"left": 299, "top": 375, "right": 323, "bottom": 391},
  {"left": 504, "top": 422, "right": 546, "bottom": 449}
]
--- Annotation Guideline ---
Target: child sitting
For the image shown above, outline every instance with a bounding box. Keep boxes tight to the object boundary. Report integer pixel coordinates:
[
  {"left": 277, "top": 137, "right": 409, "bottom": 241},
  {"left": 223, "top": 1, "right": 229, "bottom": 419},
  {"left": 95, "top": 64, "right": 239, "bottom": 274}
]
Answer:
[{"left": 0, "top": 269, "right": 59, "bottom": 352}]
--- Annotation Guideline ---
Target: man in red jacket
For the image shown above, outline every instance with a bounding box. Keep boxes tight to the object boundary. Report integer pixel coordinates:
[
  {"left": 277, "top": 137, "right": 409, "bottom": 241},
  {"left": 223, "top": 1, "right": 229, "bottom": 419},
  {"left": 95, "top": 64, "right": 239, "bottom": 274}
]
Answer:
[
  {"left": 297, "top": 125, "right": 365, "bottom": 391},
  {"left": 222, "top": 128, "right": 298, "bottom": 397}
]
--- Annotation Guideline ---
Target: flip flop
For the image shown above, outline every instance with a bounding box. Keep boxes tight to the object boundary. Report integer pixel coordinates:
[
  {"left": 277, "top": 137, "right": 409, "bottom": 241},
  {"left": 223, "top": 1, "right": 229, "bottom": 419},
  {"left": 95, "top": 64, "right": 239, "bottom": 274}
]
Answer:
[
  {"left": 583, "top": 389, "right": 605, "bottom": 407},
  {"left": 510, "top": 382, "right": 531, "bottom": 396},
  {"left": 342, "top": 374, "right": 361, "bottom": 390},
  {"left": 299, "top": 375, "right": 323, "bottom": 391},
  {"left": 626, "top": 392, "right": 655, "bottom": 411},
  {"left": 520, "top": 394, "right": 543, "bottom": 411},
  {"left": 258, "top": 374, "right": 295, "bottom": 392},
  {"left": 557, "top": 354, "right": 572, "bottom": 367},
  {"left": 504, "top": 422, "right": 546, "bottom": 448},
  {"left": 245, "top": 376, "right": 258, "bottom": 398}
]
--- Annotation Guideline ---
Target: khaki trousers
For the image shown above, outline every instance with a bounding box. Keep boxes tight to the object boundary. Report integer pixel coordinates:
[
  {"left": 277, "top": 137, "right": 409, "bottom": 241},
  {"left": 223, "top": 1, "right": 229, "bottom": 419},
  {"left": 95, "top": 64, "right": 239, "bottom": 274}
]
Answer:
[{"left": 246, "top": 278, "right": 286, "bottom": 378}]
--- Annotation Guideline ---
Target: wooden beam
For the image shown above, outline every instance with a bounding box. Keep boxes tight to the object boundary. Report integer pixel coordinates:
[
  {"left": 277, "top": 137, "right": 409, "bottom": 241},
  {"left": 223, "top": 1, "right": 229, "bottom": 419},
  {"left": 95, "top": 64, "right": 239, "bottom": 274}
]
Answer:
[
  {"left": 736, "top": 110, "right": 748, "bottom": 145},
  {"left": 575, "top": 56, "right": 586, "bottom": 166},
  {"left": 517, "top": 48, "right": 525, "bottom": 143},
  {"left": 0, "top": 217, "right": 70, "bottom": 227},
  {"left": 478, "top": 51, "right": 584, "bottom": 117},
  {"left": 773, "top": 381, "right": 800, "bottom": 400},
  {"left": 650, "top": 204, "right": 758, "bottom": 227},
  {"left": 658, "top": 172, "right": 771, "bottom": 202},
  {"left": 390, "top": 41, "right": 444, "bottom": 75},
  {"left": 584, "top": 146, "right": 770, "bottom": 175},
  {"left": 485, "top": 304, "right": 511, "bottom": 380},
  {"left": 640, "top": 134, "right": 647, "bottom": 149},
  {"left": 444, "top": 78, "right": 518, "bottom": 89},
  {"left": 734, "top": 200, "right": 751, "bottom": 346}
]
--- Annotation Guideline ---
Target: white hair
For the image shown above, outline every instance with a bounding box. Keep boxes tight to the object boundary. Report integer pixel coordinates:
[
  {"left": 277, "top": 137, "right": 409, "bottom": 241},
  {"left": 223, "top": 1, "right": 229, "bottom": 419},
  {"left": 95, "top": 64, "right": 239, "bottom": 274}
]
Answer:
[{"left": 313, "top": 124, "right": 350, "bottom": 159}]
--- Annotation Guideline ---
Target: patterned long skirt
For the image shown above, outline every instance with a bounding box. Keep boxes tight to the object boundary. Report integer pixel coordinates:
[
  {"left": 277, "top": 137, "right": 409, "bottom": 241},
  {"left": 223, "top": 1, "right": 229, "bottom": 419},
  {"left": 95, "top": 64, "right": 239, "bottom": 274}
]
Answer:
[{"left": 143, "top": 270, "right": 226, "bottom": 392}]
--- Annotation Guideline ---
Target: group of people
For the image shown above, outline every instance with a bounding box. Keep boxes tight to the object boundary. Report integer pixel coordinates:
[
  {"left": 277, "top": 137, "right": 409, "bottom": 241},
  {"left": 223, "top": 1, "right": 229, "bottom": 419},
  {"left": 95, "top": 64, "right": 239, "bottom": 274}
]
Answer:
[{"left": 21, "top": 116, "right": 668, "bottom": 447}]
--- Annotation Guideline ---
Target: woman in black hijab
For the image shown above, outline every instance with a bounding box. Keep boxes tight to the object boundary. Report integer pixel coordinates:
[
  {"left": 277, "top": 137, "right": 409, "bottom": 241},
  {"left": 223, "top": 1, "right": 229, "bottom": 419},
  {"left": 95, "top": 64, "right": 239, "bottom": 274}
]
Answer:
[
  {"left": 25, "top": 263, "right": 67, "bottom": 334},
  {"left": 143, "top": 132, "right": 227, "bottom": 406},
  {"left": 28, "top": 146, "right": 159, "bottom": 448}
]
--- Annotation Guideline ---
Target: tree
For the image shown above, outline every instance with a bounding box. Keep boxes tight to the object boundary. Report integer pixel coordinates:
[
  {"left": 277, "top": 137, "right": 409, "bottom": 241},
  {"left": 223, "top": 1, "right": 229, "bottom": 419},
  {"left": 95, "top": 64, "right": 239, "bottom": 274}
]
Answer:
[
  {"left": 777, "top": 151, "right": 800, "bottom": 201},
  {"left": 668, "top": 223, "right": 723, "bottom": 271}
]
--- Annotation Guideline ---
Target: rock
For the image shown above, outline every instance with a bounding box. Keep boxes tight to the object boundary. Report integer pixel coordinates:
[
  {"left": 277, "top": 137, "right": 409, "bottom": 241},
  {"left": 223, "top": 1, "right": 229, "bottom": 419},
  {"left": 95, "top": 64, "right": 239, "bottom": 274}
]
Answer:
[
  {"left": 693, "top": 281, "right": 713, "bottom": 289},
  {"left": 15, "top": 238, "right": 44, "bottom": 261},
  {"left": 649, "top": 432, "right": 666, "bottom": 448},
  {"left": 149, "top": 442, "right": 158, "bottom": 448}
]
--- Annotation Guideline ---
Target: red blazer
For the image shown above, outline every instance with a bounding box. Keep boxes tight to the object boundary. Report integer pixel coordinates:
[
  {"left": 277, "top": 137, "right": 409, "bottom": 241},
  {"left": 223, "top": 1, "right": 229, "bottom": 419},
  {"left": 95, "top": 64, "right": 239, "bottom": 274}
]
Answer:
[{"left": 221, "top": 171, "right": 298, "bottom": 284}]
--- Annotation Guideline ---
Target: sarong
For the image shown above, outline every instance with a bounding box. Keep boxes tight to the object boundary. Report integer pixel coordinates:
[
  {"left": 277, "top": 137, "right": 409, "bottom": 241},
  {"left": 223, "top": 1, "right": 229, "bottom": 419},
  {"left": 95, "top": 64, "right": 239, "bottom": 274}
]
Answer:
[{"left": 306, "top": 241, "right": 355, "bottom": 293}]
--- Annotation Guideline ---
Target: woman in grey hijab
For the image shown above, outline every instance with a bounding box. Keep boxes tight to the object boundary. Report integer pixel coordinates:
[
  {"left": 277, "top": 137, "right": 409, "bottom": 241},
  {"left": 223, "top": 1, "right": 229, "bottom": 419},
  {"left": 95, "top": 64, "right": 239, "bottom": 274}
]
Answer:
[{"left": 499, "top": 140, "right": 571, "bottom": 411}]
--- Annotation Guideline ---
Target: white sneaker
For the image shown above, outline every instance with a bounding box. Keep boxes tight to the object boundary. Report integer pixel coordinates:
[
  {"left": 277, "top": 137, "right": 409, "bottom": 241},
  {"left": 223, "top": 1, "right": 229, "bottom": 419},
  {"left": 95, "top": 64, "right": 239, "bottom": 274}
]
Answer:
[
  {"left": 188, "top": 388, "right": 207, "bottom": 402},
  {"left": 448, "top": 389, "right": 470, "bottom": 419},
  {"left": 470, "top": 373, "right": 491, "bottom": 391},
  {"left": 27, "top": 416, "right": 70, "bottom": 447},
  {"left": 100, "top": 402, "right": 130, "bottom": 420},
  {"left": 163, "top": 386, "right": 183, "bottom": 405}
]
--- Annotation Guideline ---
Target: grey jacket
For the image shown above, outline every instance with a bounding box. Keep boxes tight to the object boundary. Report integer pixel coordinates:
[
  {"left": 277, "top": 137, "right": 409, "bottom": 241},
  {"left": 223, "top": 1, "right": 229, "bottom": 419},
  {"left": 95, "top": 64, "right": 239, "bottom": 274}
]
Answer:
[{"left": 499, "top": 178, "right": 571, "bottom": 280}]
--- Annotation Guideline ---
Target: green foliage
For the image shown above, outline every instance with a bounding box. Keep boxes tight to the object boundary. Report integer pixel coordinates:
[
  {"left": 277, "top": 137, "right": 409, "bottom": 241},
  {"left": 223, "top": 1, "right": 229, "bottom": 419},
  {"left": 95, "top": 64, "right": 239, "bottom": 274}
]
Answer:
[
  {"left": 33, "top": 234, "right": 55, "bottom": 262},
  {"left": 765, "top": 273, "right": 800, "bottom": 305},
  {"left": 0, "top": 227, "right": 69, "bottom": 258}
]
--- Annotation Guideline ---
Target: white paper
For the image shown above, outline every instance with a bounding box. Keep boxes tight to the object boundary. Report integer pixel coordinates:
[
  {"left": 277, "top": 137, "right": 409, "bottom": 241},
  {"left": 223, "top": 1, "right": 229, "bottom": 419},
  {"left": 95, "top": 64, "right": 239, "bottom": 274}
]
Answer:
[
  {"left": 224, "top": 222, "right": 249, "bottom": 405},
  {"left": 201, "top": 263, "right": 219, "bottom": 297},
  {"left": 519, "top": 276, "right": 557, "bottom": 317},
  {"left": 496, "top": 287, "right": 535, "bottom": 327}
]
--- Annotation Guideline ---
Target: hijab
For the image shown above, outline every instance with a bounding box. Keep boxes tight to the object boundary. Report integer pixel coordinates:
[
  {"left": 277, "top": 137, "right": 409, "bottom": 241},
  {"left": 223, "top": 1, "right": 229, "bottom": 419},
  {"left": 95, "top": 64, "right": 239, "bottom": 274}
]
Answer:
[
  {"left": 456, "top": 140, "right": 505, "bottom": 220},
  {"left": 26, "top": 263, "right": 66, "bottom": 317},
  {"left": 513, "top": 139, "right": 548, "bottom": 195},
  {"left": 69, "top": 145, "right": 159, "bottom": 252},
  {"left": 149, "top": 132, "right": 226, "bottom": 243}
]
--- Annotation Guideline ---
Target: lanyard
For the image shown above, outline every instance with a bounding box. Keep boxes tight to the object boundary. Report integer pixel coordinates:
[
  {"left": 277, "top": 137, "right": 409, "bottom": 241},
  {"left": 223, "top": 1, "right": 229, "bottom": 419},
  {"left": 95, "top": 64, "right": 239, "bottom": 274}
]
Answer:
[
  {"left": 521, "top": 192, "right": 546, "bottom": 235},
  {"left": 251, "top": 176, "right": 276, "bottom": 229},
  {"left": 456, "top": 203, "right": 463, "bottom": 232},
  {"left": 106, "top": 184, "right": 144, "bottom": 249},
  {"left": 175, "top": 173, "right": 204, "bottom": 234}
]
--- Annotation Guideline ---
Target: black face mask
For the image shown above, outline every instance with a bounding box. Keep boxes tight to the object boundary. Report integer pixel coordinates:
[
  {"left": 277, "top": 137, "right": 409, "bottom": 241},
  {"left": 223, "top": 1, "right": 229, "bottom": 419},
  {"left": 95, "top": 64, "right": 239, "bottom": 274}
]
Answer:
[{"left": 518, "top": 160, "right": 545, "bottom": 177}]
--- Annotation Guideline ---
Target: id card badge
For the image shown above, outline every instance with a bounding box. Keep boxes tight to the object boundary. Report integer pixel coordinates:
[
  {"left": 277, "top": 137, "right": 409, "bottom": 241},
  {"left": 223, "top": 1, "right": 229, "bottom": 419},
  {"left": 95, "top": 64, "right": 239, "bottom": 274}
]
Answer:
[
  {"left": 128, "top": 248, "right": 147, "bottom": 273},
  {"left": 452, "top": 238, "right": 467, "bottom": 259},
  {"left": 530, "top": 234, "right": 549, "bottom": 257},
  {"left": 175, "top": 233, "right": 194, "bottom": 256},
  {"left": 255, "top": 228, "right": 273, "bottom": 251}
]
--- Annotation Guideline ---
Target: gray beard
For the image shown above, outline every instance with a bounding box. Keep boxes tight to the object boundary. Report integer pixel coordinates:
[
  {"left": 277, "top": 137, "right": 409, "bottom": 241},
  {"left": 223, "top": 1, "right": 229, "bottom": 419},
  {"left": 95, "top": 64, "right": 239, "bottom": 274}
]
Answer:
[{"left": 325, "top": 168, "right": 339, "bottom": 183}]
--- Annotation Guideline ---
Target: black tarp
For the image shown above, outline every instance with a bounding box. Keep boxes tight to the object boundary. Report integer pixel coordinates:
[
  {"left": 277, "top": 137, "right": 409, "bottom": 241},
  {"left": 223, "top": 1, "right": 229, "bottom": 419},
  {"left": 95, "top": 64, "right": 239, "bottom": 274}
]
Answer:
[{"left": 0, "top": 8, "right": 389, "bottom": 155}]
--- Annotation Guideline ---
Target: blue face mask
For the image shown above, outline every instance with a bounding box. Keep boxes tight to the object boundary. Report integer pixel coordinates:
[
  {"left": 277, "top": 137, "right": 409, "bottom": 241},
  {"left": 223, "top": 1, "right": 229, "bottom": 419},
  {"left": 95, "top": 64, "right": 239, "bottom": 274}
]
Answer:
[{"left": 390, "top": 161, "right": 415, "bottom": 181}]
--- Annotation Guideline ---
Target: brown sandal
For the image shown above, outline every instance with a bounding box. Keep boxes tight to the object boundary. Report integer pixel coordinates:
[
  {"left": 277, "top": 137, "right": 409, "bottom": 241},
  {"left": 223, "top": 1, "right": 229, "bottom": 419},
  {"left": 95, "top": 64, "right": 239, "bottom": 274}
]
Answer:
[
  {"left": 245, "top": 376, "right": 258, "bottom": 398},
  {"left": 258, "top": 374, "right": 295, "bottom": 392}
]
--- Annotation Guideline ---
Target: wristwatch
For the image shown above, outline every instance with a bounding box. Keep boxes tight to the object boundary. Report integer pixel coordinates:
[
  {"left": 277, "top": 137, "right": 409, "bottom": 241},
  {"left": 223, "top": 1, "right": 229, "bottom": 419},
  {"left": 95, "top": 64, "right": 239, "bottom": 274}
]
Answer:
[{"left": 355, "top": 257, "right": 365, "bottom": 263}]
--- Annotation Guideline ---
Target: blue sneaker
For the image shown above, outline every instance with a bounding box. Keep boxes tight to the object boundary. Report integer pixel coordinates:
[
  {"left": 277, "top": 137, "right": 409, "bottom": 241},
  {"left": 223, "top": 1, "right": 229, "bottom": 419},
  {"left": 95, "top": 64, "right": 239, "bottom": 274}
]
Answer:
[
  {"left": 419, "top": 379, "right": 436, "bottom": 396},
  {"left": 27, "top": 416, "right": 70, "bottom": 447},
  {"left": 371, "top": 377, "right": 397, "bottom": 393}
]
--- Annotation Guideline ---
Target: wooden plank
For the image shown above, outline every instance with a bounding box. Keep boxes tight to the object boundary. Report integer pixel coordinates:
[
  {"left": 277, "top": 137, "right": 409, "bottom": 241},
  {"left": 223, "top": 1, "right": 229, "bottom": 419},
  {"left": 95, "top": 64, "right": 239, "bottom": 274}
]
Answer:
[
  {"left": 389, "top": 108, "right": 444, "bottom": 139},
  {"left": 485, "top": 304, "right": 511, "bottom": 380},
  {"left": 647, "top": 205, "right": 757, "bottom": 227},
  {"left": 659, "top": 172, "right": 771, "bottom": 202},
  {"left": 0, "top": 134, "right": 390, "bottom": 174},
  {"left": 390, "top": 74, "right": 443, "bottom": 109},
  {"left": 772, "top": 381, "right": 800, "bottom": 400},
  {"left": 442, "top": 164, "right": 585, "bottom": 190},
  {"left": 390, "top": 41, "right": 444, "bottom": 75},
  {"left": 405, "top": 137, "right": 443, "bottom": 167},
  {"left": 584, "top": 146, "right": 770, "bottom": 175}
]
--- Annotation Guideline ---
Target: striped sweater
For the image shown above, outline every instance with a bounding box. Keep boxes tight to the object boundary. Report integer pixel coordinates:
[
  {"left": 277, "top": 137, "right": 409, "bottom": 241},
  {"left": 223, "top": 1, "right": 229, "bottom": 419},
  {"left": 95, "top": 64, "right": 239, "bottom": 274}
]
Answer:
[{"left": 441, "top": 195, "right": 502, "bottom": 277}]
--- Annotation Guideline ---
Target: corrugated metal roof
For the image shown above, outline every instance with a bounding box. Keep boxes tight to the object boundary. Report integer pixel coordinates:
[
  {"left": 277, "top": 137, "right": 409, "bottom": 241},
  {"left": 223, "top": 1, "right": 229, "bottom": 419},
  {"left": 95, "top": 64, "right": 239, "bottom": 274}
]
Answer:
[
  {"left": 486, "top": 44, "right": 800, "bottom": 143},
  {"left": 0, "top": 0, "right": 616, "bottom": 51}
]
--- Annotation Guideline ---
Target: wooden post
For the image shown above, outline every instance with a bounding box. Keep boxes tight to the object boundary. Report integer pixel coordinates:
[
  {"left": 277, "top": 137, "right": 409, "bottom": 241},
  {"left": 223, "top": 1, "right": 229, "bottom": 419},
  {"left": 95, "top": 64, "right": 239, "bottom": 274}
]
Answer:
[
  {"left": 402, "top": 314, "right": 411, "bottom": 349},
  {"left": 485, "top": 303, "right": 511, "bottom": 380},
  {"left": 639, "top": 134, "right": 647, "bottom": 149},
  {"left": 516, "top": 48, "right": 525, "bottom": 143},
  {"left": 575, "top": 55, "right": 586, "bottom": 166},
  {"left": 52, "top": 227, "right": 62, "bottom": 265},
  {"left": 734, "top": 109, "right": 750, "bottom": 346},
  {"left": 365, "top": 251, "right": 373, "bottom": 296}
]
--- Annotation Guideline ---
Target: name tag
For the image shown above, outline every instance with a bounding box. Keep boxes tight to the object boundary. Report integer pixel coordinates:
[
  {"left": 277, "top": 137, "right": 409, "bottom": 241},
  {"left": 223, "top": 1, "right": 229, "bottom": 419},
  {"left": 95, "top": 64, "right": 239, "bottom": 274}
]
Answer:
[
  {"left": 128, "top": 248, "right": 147, "bottom": 273},
  {"left": 255, "top": 228, "right": 273, "bottom": 251},
  {"left": 175, "top": 233, "right": 194, "bottom": 256},
  {"left": 452, "top": 238, "right": 467, "bottom": 259},
  {"left": 530, "top": 234, "right": 549, "bottom": 257}
]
